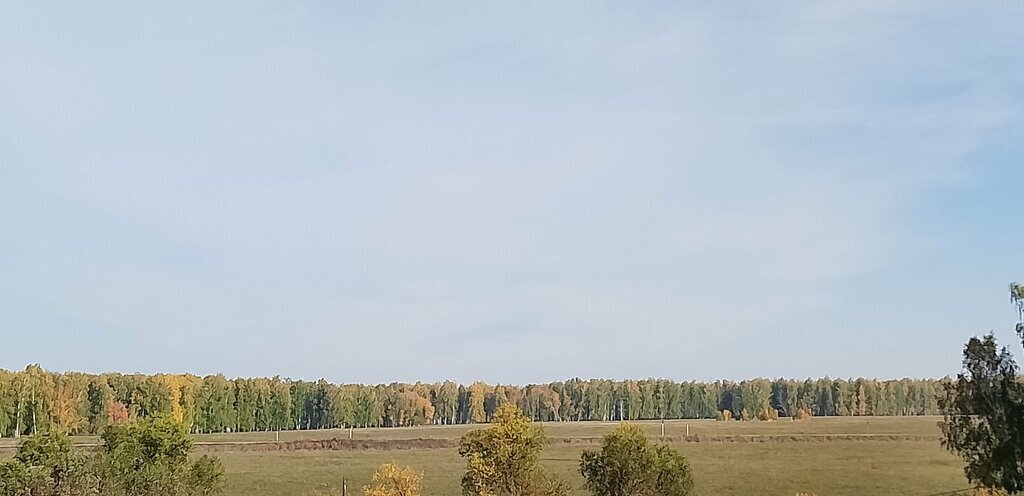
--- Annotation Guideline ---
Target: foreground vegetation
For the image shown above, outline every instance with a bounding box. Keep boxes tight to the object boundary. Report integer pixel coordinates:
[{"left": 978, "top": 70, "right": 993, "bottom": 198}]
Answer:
[
  {"left": 0, "top": 415, "right": 223, "bottom": 496},
  {"left": 3, "top": 416, "right": 967, "bottom": 496},
  {"left": 937, "top": 283, "right": 1024, "bottom": 492}
]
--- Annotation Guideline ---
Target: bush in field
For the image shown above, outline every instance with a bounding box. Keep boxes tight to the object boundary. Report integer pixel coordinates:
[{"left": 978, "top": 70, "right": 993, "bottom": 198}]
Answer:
[
  {"left": 98, "top": 415, "right": 224, "bottom": 496},
  {"left": 793, "top": 408, "right": 813, "bottom": 420},
  {"left": 363, "top": 462, "right": 422, "bottom": 496},
  {"left": 0, "top": 431, "right": 99, "bottom": 496},
  {"left": 0, "top": 420, "right": 223, "bottom": 496},
  {"left": 579, "top": 424, "right": 694, "bottom": 496},
  {"left": 186, "top": 456, "right": 226, "bottom": 496},
  {"left": 715, "top": 410, "right": 732, "bottom": 421},
  {"left": 458, "top": 403, "right": 568, "bottom": 496},
  {"left": 758, "top": 407, "right": 779, "bottom": 421}
]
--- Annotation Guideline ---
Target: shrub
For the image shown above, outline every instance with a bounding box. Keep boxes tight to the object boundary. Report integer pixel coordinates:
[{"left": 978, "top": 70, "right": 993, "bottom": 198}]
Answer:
[
  {"left": 458, "top": 403, "right": 567, "bottom": 496},
  {"left": 524, "top": 467, "right": 572, "bottom": 496},
  {"left": 0, "top": 462, "right": 28, "bottom": 496},
  {"left": 0, "top": 431, "right": 98, "bottom": 496},
  {"left": 757, "top": 407, "right": 779, "bottom": 421},
  {"left": 715, "top": 410, "right": 732, "bottom": 421},
  {"left": 99, "top": 415, "right": 224, "bottom": 496},
  {"left": 0, "top": 419, "right": 224, "bottom": 496},
  {"left": 580, "top": 424, "right": 694, "bottom": 496},
  {"left": 363, "top": 462, "right": 422, "bottom": 496},
  {"left": 793, "top": 408, "right": 813, "bottom": 420},
  {"left": 188, "top": 456, "right": 226, "bottom": 496}
]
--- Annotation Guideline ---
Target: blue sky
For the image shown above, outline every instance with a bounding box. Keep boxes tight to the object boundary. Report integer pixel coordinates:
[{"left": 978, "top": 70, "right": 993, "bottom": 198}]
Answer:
[{"left": 1, "top": 2, "right": 1022, "bottom": 384}]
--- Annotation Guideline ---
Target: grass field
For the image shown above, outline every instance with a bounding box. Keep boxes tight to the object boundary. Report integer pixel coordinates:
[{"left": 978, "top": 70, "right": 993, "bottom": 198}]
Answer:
[
  {"left": 1, "top": 417, "right": 969, "bottom": 495},
  {"left": 217, "top": 440, "right": 965, "bottom": 496}
]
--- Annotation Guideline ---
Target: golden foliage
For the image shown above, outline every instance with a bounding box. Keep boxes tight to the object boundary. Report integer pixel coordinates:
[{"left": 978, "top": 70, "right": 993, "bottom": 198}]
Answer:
[
  {"left": 363, "top": 462, "right": 423, "bottom": 496},
  {"left": 157, "top": 374, "right": 186, "bottom": 423},
  {"left": 395, "top": 391, "right": 435, "bottom": 426},
  {"left": 968, "top": 488, "right": 1009, "bottom": 496},
  {"left": 459, "top": 403, "right": 563, "bottom": 496},
  {"left": 51, "top": 374, "right": 85, "bottom": 433},
  {"left": 468, "top": 382, "right": 489, "bottom": 423}
]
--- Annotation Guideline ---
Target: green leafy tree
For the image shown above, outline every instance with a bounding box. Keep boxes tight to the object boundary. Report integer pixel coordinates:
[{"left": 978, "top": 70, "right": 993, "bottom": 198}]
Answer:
[
  {"left": 99, "top": 415, "right": 224, "bottom": 496},
  {"left": 0, "top": 369, "right": 16, "bottom": 437},
  {"left": 196, "top": 375, "right": 235, "bottom": 433},
  {"left": 940, "top": 283, "right": 1024, "bottom": 493},
  {"left": 579, "top": 423, "right": 694, "bottom": 496},
  {"left": 434, "top": 381, "right": 459, "bottom": 425},
  {"left": 267, "top": 377, "right": 293, "bottom": 432},
  {"left": 941, "top": 334, "right": 1024, "bottom": 492},
  {"left": 0, "top": 431, "right": 98, "bottom": 496},
  {"left": 87, "top": 378, "right": 115, "bottom": 434},
  {"left": 21, "top": 364, "right": 54, "bottom": 436},
  {"left": 1012, "top": 282, "right": 1024, "bottom": 334}
]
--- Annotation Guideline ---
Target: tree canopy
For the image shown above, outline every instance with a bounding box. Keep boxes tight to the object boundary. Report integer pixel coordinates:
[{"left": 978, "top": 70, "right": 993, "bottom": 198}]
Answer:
[
  {"left": 363, "top": 462, "right": 423, "bottom": 496},
  {"left": 580, "top": 424, "right": 694, "bottom": 496},
  {"left": 940, "top": 282, "right": 1024, "bottom": 492},
  {"left": 0, "top": 368, "right": 947, "bottom": 439},
  {"left": 0, "top": 417, "right": 223, "bottom": 496},
  {"left": 458, "top": 403, "right": 568, "bottom": 496}
]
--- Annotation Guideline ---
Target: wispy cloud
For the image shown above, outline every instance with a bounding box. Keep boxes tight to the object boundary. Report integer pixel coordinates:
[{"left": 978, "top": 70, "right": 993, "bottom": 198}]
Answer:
[{"left": 1, "top": 1, "right": 1021, "bottom": 383}]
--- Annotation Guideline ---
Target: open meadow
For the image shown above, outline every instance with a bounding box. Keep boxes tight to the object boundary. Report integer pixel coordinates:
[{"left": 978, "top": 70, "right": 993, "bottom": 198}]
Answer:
[
  {"left": 212, "top": 417, "right": 968, "bottom": 496},
  {"left": 4, "top": 416, "right": 968, "bottom": 496},
  {"left": 216, "top": 440, "right": 964, "bottom": 496}
]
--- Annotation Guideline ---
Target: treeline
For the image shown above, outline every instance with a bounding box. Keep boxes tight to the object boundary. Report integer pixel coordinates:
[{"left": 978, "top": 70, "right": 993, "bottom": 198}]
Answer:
[{"left": 0, "top": 365, "right": 946, "bottom": 436}]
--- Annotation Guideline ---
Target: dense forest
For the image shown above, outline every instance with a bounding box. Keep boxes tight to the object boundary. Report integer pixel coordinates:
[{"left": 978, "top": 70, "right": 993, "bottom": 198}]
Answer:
[{"left": 0, "top": 365, "right": 946, "bottom": 437}]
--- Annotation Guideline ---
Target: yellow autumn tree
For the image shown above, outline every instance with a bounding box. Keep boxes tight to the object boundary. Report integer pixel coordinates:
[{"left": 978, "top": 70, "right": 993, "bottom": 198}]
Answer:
[
  {"left": 395, "top": 391, "right": 435, "bottom": 426},
  {"left": 178, "top": 374, "right": 202, "bottom": 432},
  {"left": 459, "top": 403, "right": 569, "bottom": 496},
  {"left": 51, "top": 373, "right": 87, "bottom": 434},
  {"left": 468, "top": 382, "right": 489, "bottom": 423},
  {"left": 157, "top": 374, "right": 185, "bottom": 423},
  {"left": 363, "top": 462, "right": 423, "bottom": 496}
]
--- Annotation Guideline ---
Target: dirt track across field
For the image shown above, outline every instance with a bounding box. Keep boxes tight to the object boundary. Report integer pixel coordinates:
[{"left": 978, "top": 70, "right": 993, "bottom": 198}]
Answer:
[
  {"left": 190, "top": 433, "right": 941, "bottom": 452},
  {"left": 1, "top": 433, "right": 943, "bottom": 453}
]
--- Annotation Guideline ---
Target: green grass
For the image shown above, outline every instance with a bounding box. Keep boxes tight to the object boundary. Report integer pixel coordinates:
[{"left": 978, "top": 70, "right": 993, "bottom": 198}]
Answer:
[
  {"left": 210, "top": 417, "right": 965, "bottom": 496},
  {"left": 216, "top": 441, "right": 966, "bottom": 496}
]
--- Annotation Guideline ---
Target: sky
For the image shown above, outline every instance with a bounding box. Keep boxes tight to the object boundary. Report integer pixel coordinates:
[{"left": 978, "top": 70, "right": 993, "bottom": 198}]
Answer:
[{"left": 1, "top": 1, "right": 1022, "bottom": 384}]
